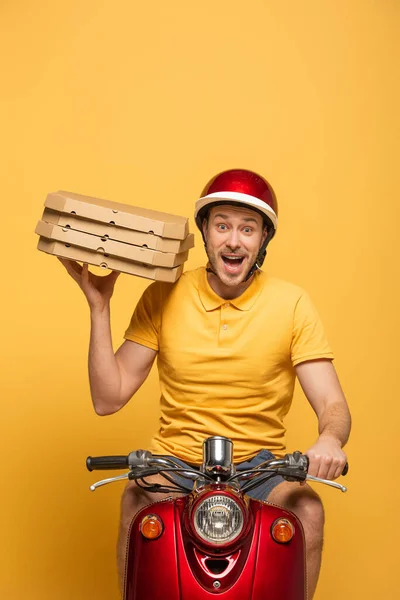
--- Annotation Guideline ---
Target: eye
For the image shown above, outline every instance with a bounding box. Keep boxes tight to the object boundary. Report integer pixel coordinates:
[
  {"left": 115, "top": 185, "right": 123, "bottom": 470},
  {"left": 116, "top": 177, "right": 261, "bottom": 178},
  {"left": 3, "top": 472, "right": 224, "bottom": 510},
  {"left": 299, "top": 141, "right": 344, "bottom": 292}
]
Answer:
[
  {"left": 217, "top": 223, "right": 228, "bottom": 231},
  {"left": 243, "top": 227, "right": 253, "bottom": 234}
]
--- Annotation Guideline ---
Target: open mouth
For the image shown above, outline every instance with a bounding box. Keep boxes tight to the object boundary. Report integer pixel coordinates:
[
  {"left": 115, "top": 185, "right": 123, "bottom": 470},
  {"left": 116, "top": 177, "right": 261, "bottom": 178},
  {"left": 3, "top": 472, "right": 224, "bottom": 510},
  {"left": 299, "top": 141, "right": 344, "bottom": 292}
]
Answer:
[
  {"left": 221, "top": 255, "right": 246, "bottom": 273},
  {"left": 222, "top": 255, "right": 244, "bottom": 265}
]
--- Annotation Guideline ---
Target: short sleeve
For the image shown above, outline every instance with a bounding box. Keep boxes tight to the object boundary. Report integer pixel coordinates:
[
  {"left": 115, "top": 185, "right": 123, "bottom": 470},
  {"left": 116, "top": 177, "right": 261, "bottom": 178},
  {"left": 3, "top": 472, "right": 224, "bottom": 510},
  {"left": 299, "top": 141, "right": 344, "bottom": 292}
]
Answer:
[
  {"left": 291, "top": 292, "right": 334, "bottom": 366},
  {"left": 124, "top": 282, "right": 161, "bottom": 351}
]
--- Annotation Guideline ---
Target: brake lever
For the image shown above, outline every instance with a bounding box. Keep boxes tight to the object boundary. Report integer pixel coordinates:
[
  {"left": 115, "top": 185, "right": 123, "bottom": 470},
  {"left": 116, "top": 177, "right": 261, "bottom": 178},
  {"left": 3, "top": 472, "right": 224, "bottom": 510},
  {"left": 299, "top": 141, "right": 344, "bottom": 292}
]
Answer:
[
  {"left": 279, "top": 451, "right": 347, "bottom": 492},
  {"left": 306, "top": 474, "right": 347, "bottom": 492},
  {"left": 90, "top": 472, "right": 130, "bottom": 491}
]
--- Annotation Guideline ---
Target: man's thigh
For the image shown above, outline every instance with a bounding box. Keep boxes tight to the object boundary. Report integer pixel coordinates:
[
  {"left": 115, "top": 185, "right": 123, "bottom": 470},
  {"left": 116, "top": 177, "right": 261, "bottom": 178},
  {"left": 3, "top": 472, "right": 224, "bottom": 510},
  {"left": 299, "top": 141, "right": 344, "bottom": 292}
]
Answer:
[
  {"left": 120, "top": 473, "right": 186, "bottom": 525},
  {"left": 267, "top": 480, "right": 322, "bottom": 506},
  {"left": 266, "top": 480, "right": 325, "bottom": 535},
  {"left": 236, "top": 449, "right": 286, "bottom": 501}
]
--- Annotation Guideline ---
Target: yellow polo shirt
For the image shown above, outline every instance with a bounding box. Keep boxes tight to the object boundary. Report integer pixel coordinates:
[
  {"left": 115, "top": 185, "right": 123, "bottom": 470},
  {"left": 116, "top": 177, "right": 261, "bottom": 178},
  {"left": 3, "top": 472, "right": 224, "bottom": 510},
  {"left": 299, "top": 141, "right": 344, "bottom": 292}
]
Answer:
[{"left": 124, "top": 267, "right": 333, "bottom": 464}]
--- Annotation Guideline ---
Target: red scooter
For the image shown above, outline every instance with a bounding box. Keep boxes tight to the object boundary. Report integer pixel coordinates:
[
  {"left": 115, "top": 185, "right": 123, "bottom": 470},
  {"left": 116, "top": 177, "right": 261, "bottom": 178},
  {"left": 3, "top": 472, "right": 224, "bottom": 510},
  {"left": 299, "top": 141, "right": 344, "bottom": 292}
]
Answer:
[{"left": 87, "top": 436, "right": 347, "bottom": 599}]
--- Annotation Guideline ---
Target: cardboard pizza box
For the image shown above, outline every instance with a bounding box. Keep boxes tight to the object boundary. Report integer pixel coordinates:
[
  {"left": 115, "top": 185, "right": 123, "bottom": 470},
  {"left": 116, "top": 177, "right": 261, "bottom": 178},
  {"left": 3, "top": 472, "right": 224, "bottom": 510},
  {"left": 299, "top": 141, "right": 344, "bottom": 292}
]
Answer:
[
  {"left": 41, "top": 208, "right": 195, "bottom": 253},
  {"left": 45, "top": 190, "right": 189, "bottom": 240},
  {"left": 35, "top": 220, "right": 188, "bottom": 267},
  {"left": 37, "top": 238, "right": 183, "bottom": 282}
]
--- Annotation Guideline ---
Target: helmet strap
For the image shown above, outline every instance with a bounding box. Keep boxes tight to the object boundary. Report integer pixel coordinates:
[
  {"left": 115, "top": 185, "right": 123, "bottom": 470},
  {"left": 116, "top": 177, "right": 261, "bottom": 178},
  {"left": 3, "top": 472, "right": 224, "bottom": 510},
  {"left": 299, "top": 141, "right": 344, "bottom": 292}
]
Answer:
[{"left": 244, "top": 227, "right": 275, "bottom": 281}]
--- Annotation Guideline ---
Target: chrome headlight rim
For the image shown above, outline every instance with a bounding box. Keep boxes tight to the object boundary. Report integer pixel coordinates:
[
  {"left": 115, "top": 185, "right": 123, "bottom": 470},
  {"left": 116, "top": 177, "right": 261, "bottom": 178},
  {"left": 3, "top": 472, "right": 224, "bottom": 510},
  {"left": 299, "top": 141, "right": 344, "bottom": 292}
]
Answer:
[{"left": 190, "top": 491, "right": 247, "bottom": 547}]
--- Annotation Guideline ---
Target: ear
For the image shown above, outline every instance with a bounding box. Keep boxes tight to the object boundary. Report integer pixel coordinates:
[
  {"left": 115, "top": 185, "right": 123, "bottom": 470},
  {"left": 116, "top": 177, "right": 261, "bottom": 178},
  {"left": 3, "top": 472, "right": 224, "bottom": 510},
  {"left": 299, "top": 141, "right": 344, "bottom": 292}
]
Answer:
[
  {"left": 202, "top": 218, "right": 208, "bottom": 242},
  {"left": 261, "top": 225, "right": 268, "bottom": 244}
]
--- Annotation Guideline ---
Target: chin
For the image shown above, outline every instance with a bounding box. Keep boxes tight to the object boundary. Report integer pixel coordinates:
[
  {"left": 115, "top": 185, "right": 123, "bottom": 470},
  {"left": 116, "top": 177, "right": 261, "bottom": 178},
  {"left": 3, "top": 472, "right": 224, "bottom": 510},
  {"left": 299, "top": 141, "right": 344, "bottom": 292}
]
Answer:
[
  {"left": 207, "top": 254, "right": 252, "bottom": 287},
  {"left": 215, "top": 269, "right": 247, "bottom": 287}
]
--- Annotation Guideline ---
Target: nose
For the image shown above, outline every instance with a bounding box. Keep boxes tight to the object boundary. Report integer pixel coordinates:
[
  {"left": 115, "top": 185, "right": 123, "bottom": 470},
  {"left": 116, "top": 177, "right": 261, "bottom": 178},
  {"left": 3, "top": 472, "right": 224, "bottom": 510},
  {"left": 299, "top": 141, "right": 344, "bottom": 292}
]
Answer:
[{"left": 226, "top": 229, "right": 241, "bottom": 251}]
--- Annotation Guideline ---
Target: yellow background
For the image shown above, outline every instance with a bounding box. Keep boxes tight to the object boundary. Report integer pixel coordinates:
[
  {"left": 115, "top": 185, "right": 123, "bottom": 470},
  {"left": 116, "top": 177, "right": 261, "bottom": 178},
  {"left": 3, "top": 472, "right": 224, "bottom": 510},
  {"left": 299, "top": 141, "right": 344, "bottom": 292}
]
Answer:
[{"left": 1, "top": 1, "right": 398, "bottom": 598}]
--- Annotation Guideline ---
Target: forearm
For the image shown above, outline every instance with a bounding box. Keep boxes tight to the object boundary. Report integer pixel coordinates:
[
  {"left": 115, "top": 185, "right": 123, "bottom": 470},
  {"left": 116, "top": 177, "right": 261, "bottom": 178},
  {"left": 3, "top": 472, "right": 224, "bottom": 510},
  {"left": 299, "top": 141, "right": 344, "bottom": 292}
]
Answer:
[
  {"left": 88, "top": 306, "right": 123, "bottom": 415},
  {"left": 317, "top": 400, "right": 351, "bottom": 447}
]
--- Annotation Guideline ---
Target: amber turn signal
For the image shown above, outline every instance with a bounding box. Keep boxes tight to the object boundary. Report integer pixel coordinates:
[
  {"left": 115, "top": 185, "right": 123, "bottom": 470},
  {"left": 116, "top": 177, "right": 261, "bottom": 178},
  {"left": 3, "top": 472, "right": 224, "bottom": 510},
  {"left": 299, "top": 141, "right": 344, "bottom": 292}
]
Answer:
[
  {"left": 271, "top": 518, "right": 295, "bottom": 543},
  {"left": 140, "top": 514, "right": 164, "bottom": 540}
]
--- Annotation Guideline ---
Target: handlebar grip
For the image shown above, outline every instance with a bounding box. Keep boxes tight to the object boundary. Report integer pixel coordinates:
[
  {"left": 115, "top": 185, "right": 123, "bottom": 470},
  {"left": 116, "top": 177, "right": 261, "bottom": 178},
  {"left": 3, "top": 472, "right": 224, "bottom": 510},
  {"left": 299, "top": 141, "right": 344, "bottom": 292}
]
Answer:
[
  {"left": 86, "top": 456, "right": 129, "bottom": 472},
  {"left": 304, "top": 455, "right": 349, "bottom": 476}
]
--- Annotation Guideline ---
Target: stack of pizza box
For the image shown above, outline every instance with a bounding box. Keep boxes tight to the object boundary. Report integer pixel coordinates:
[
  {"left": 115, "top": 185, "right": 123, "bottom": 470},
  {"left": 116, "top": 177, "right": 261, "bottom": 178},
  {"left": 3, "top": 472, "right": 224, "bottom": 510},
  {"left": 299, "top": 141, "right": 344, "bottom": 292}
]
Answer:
[{"left": 35, "top": 191, "right": 194, "bottom": 282}]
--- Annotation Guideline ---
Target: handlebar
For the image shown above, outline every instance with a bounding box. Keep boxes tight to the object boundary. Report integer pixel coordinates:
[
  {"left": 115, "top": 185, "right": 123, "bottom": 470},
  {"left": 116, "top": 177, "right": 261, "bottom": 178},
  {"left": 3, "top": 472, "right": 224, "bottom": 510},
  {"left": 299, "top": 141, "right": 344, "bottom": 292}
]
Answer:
[
  {"left": 87, "top": 450, "right": 349, "bottom": 493},
  {"left": 86, "top": 456, "right": 129, "bottom": 471}
]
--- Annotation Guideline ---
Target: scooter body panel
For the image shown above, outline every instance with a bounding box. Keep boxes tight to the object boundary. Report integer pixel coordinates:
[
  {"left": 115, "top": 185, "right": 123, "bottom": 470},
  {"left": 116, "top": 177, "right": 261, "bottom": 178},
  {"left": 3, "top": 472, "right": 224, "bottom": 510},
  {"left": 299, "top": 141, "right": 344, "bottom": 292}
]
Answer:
[{"left": 124, "top": 494, "right": 306, "bottom": 600}]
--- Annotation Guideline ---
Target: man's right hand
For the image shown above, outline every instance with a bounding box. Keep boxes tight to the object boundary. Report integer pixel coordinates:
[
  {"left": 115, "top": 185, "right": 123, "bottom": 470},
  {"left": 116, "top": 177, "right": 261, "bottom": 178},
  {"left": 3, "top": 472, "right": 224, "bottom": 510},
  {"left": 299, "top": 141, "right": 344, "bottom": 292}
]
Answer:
[{"left": 58, "top": 258, "right": 120, "bottom": 313}]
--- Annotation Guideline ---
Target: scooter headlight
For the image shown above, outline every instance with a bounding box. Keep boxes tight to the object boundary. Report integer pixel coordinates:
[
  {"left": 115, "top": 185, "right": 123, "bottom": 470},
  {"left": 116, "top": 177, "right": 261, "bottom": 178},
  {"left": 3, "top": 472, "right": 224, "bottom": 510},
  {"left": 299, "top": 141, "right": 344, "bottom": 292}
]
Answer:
[{"left": 193, "top": 494, "right": 244, "bottom": 545}]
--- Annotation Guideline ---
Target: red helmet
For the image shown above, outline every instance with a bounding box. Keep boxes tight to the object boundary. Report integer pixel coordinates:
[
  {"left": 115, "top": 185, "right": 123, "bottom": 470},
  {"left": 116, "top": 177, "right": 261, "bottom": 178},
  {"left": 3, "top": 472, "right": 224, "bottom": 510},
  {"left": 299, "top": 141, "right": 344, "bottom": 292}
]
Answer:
[{"left": 195, "top": 168, "right": 278, "bottom": 234}]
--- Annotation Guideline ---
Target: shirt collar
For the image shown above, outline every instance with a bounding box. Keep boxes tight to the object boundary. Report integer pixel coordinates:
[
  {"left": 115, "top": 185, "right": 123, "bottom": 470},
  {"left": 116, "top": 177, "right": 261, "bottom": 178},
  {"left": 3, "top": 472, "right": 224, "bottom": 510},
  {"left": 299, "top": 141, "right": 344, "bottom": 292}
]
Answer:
[{"left": 198, "top": 267, "right": 265, "bottom": 312}]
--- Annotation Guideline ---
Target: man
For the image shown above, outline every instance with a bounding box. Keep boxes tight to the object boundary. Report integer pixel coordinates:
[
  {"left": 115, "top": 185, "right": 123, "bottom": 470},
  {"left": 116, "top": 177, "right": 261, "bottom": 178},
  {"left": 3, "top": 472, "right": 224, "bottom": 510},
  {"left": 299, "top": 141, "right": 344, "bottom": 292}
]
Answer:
[{"left": 60, "top": 168, "right": 351, "bottom": 599}]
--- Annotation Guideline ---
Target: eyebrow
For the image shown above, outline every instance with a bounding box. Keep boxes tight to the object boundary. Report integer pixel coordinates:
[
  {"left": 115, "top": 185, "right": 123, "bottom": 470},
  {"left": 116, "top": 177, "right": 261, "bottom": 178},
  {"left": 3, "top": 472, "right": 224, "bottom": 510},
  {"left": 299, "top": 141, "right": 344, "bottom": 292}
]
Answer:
[{"left": 213, "top": 213, "right": 259, "bottom": 224}]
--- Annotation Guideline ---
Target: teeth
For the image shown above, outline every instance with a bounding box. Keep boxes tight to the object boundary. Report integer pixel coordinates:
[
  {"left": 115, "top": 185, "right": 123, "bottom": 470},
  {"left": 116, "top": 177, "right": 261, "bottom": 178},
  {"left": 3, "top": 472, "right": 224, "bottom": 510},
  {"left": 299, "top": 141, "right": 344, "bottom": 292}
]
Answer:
[{"left": 223, "top": 256, "right": 243, "bottom": 261}]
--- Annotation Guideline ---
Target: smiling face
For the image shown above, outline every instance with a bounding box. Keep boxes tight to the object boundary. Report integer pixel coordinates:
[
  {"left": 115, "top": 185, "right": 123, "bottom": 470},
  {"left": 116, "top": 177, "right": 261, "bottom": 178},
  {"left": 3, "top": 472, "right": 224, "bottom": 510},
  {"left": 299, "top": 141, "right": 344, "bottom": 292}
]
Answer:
[{"left": 202, "top": 204, "right": 268, "bottom": 289}]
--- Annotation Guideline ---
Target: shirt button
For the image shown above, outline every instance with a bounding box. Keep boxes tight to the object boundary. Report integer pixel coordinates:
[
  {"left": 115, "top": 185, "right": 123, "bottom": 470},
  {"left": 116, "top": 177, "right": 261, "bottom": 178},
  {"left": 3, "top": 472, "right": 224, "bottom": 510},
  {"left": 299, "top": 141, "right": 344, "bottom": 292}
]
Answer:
[
  {"left": 222, "top": 324, "right": 228, "bottom": 330},
  {"left": 224, "top": 303, "right": 230, "bottom": 308}
]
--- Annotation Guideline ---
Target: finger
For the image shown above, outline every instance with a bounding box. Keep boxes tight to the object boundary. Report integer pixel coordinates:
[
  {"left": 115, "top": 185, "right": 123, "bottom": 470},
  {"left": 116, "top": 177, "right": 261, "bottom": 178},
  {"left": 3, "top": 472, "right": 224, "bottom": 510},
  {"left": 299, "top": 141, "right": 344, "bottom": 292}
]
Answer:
[
  {"left": 80, "top": 262, "right": 92, "bottom": 291},
  {"left": 334, "top": 458, "right": 347, "bottom": 480},
  {"left": 306, "top": 454, "right": 319, "bottom": 477},
  {"left": 106, "top": 271, "right": 121, "bottom": 290},
  {"left": 81, "top": 262, "right": 89, "bottom": 280},
  {"left": 108, "top": 270, "right": 121, "bottom": 284},
  {"left": 333, "top": 465, "right": 343, "bottom": 480},
  {"left": 316, "top": 456, "right": 331, "bottom": 480},
  {"left": 327, "top": 458, "right": 341, "bottom": 481},
  {"left": 58, "top": 257, "right": 83, "bottom": 281},
  {"left": 58, "top": 257, "right": 81, "bottom": 271}
]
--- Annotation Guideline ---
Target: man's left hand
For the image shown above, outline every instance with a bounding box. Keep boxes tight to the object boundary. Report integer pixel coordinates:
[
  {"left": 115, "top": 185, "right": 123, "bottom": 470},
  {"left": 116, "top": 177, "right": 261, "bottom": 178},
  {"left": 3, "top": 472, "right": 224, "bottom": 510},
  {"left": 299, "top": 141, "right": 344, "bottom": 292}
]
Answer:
[{"left": 305, "top": 435, "right": 347, "bottom": 480}]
